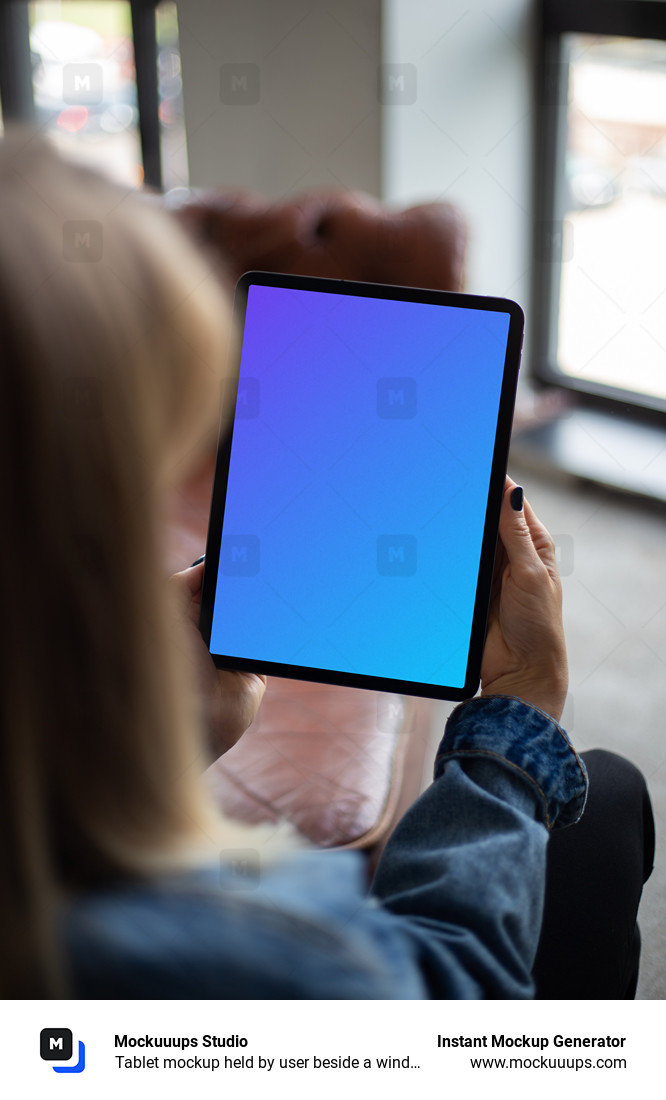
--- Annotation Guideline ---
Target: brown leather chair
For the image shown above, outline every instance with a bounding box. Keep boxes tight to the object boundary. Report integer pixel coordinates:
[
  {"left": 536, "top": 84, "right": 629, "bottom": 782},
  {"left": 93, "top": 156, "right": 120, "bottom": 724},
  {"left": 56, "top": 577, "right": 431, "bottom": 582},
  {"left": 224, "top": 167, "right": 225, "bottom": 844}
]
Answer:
[
  {"left": 165, "top": 188, "right": 468, "bottom": 859},
  {"left": 175, "top": 188, "right": 467, "bottom": 293}
]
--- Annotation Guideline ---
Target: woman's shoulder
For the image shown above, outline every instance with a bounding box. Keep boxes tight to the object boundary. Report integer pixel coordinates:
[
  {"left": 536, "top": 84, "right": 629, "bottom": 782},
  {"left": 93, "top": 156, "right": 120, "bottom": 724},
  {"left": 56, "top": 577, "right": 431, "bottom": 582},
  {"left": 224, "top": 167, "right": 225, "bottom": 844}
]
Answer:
[{"left": 62, "top": 851, "right": 421, "bottom": 999}]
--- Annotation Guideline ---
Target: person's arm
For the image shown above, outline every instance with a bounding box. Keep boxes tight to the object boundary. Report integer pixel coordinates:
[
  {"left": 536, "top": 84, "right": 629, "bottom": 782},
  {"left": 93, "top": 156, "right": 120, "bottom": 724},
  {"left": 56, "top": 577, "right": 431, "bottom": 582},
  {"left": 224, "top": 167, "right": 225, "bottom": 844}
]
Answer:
[
  {"left": 480, "top": 479, "right": 568, "bottom": 721},
  {"left": 115, "top": 483, "right": 583, "bottom": 1000},
  {"left": 369, "top": 695, "right": 586, "bottom": 997},
  {"left": 369, "top": 479, "right": 586, "bottom": 997},
  {"left": 168, "top": 561, "right": 267, "bottom": 758}
]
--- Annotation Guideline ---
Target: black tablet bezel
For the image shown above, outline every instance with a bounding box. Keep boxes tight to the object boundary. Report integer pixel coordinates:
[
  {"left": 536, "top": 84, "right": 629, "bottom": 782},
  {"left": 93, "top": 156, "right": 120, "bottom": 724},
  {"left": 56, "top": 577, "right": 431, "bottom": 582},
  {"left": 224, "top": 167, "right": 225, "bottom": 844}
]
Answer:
[{"left": 199, "top": 271, "right": 524, "bottom": 701}]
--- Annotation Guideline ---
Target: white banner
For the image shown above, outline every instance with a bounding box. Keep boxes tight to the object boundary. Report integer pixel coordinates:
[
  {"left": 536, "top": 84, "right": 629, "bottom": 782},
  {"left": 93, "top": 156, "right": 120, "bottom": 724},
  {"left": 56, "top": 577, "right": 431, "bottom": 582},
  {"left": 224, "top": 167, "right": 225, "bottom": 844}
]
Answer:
[{"left": 5, "top": 998, "right": 665, "bottom": 1099}]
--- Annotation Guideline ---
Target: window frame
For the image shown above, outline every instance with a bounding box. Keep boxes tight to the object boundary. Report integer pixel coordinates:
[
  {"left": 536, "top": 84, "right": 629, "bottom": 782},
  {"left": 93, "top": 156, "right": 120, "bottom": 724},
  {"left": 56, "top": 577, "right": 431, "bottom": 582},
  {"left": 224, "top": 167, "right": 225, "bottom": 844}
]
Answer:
[
  {"left": 532, "top": 0, "right": 666, "bottom": 420},
  {"left": 0, "top": 0, "right": 163, "bottom": 190}
]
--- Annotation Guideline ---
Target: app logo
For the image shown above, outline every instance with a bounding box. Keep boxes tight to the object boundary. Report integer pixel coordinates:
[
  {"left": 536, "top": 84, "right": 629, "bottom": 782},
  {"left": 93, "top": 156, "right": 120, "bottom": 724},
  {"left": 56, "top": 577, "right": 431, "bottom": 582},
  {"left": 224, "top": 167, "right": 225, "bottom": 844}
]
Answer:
[
  {"left": 220, "top": 63, "right": 260, "bottom": 105},
  {"left": 237, "top": 377, "right": 260, "bottom": 419},
  {"left": 62, "top": 220, "right": 103, "bottom": 263},
  {"left": 40, "top": 1028, "right": 86, "bottom": 1073},
  {"left": 63, "top": 63, "right": 103, "bottom": 106},
  {"left": 377, "top": 534, "right": 417, "bottom": 576},
  {"left": 220, "top": 847, "right": 261, "bottom": 890},
  {"left": 378, "top": 63, "right": 417, "bottom": 106},
  {"left": 221, "top": 534, "right": 260, "bottom": 576},
  {"left": 377, "top": 378, "right": 417, "bottom": 419}
]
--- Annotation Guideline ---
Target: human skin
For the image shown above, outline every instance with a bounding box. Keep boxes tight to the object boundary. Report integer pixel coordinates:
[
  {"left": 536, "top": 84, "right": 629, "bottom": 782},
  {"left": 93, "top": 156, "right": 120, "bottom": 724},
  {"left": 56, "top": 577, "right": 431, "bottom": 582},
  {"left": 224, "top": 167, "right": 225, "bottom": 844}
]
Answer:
[
  {"left": 480, "top": 476, "right": 568, "bottom": 723},
  {"left": 169, "top": 475, "right": 568, "bottom": 760}
]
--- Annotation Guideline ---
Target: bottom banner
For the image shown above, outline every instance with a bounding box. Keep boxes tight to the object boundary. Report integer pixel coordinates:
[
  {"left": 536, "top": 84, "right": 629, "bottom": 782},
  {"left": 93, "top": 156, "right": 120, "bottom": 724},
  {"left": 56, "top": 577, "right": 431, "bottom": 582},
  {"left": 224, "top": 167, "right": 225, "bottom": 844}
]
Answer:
[{"left": 6, "top": 998, "right": 664, "bottom": 1099}]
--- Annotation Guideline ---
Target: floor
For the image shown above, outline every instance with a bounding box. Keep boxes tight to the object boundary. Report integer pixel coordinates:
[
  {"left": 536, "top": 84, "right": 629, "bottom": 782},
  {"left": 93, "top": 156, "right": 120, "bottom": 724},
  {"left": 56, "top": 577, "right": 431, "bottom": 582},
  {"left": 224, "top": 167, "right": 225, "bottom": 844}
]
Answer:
[{"left": 423, "top": 463, "right": 666, "bottom": 999}]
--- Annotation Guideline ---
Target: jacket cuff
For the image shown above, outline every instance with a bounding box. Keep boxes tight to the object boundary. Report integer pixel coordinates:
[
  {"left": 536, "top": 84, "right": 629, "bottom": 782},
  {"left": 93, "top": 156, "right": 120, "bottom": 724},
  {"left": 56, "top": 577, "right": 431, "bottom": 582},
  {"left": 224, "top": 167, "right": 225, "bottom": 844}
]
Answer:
[{"left": 435, "top": 696, "right": 588, "bottom": 830}]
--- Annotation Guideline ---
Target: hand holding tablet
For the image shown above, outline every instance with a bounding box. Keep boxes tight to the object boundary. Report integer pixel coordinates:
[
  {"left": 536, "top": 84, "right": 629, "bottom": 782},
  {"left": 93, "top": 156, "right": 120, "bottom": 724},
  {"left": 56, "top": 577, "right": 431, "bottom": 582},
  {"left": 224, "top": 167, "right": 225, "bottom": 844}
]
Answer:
[
  {"left": 481, "top": 478, "right": 568, "bottom": 722},
  {"left": 199, "top": 272, "right": 524, "bottom": 701}
]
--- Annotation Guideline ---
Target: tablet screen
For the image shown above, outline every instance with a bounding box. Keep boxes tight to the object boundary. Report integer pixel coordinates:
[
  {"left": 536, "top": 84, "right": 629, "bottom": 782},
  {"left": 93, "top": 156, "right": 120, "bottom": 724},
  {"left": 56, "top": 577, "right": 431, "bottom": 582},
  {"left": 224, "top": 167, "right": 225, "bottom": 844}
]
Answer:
[{"left": 200, "top": 273, "right": 523, "bottom": 700}]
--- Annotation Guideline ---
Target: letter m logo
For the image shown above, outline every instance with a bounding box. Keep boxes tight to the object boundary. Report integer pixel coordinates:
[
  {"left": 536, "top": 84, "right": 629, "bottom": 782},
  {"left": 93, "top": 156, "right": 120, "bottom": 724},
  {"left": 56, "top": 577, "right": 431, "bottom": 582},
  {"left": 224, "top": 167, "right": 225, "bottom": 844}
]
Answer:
[
  {"left": 221, "top": 534, "right": 260, "bottom": 576},
  {"left": 377, "top": 377, "right": 417, "bottom": 419}
]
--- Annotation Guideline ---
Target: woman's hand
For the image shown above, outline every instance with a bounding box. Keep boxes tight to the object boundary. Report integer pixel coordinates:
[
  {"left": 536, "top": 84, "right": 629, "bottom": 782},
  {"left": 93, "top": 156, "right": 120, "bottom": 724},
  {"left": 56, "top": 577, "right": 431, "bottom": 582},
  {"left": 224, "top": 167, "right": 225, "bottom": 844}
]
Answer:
[
  {"left": 168, "top": 562, "right": 267, "bottom": 759},
  {"left": 481, "top": 478, "right": 568, "bottom": 723}
]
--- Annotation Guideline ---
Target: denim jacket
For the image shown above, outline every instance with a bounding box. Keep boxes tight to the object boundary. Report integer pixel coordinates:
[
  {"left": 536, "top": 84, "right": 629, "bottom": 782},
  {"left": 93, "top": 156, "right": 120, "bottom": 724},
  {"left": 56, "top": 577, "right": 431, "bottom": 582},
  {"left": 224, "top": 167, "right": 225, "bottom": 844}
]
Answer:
[{"left": 64, "top": 696, "right": 588, "bottom": 999}]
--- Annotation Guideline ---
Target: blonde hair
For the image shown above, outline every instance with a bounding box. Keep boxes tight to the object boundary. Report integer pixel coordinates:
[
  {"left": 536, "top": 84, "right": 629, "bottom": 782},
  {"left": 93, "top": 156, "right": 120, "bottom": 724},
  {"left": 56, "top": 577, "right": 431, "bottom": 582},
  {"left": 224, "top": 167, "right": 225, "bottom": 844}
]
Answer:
[{"left": 0, "top": 132, "right": 253, "bottom": 996}]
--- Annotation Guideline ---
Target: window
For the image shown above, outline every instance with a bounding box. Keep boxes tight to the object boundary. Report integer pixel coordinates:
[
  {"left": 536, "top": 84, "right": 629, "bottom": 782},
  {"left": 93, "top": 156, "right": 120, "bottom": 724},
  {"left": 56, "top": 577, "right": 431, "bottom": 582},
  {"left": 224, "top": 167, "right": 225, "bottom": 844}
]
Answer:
[
  {"left": 0, "top": 0, "right": 188, "bottom": 192},
  {"left": 533, "top": 0, "right": 666, "bottom": 415},
  {"left": 30, "top": 1, "right": 143, "bottom": 185},
  {"left": 155, "top": 2, "right": 187, "bottom": 190}
]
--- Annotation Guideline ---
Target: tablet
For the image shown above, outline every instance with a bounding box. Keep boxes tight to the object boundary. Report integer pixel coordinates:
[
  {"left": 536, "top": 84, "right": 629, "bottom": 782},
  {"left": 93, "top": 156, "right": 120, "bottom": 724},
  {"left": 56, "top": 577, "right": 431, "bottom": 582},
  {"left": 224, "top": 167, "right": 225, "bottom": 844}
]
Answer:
[{"left": 199, "top": 272, "right": 523, "bottom": 701}]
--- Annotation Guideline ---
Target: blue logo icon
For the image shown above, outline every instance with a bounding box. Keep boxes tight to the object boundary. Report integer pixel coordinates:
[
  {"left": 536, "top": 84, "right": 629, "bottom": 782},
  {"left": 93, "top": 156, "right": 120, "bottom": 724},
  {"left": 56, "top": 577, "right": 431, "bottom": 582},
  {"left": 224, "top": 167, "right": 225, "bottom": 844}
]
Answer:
[
  {"left": 40, "top": 1028, "right": 86, "bottom": 1073},
  {"left": 377, "top": 534, "right": 417, "bottom": 576},
  {"left": 221, "top": 534, "right": 260, "bottom": 576},
  {"left": 377, "top": 378, "right": 417, "bottom": 418},
  {"left": 237, "top": 377, "right": 260, "bottom": 418}
]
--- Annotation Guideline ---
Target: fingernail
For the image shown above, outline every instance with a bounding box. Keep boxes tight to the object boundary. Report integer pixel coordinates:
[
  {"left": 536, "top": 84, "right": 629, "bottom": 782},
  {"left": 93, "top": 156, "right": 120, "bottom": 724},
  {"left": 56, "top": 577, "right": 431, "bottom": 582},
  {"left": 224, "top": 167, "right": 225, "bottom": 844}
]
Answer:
[
  {"left": 191, "top": 554, "right": 206, "bottom": 567},
  {"left": 510, "top": 486, "right": 524, "bottom": 512}
]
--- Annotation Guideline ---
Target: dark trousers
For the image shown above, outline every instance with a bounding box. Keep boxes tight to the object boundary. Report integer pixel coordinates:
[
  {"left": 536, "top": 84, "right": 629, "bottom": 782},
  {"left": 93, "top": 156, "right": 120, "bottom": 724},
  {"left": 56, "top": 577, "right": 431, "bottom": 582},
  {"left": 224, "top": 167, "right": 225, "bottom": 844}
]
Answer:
[{"left": 533, "top": 749, "right": 655, "bottom": 999}]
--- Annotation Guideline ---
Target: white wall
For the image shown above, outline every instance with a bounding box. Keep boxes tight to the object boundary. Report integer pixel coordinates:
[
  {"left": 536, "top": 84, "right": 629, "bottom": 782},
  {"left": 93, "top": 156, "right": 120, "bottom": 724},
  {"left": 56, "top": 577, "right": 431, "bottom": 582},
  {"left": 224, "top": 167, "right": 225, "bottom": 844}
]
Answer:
[
  {"left": 178, "top": 0, "right": 533, "bottom": 329},
  {"left": 177, "top": 0, "right": 382, "bottom": 197},
  {"left": 382, "top": 0, "right": 533, "bottom": 310}
]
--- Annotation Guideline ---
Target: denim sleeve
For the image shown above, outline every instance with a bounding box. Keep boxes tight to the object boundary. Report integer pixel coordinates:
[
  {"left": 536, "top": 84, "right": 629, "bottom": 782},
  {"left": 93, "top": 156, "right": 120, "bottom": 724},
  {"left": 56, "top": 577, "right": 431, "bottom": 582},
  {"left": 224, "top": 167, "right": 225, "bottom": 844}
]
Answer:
[
  {"left": 63, "top": 697, "right": 588, "bottom": 1000},
  {"left": 369, "top": 695, "right": 588, "bottom": 999}
]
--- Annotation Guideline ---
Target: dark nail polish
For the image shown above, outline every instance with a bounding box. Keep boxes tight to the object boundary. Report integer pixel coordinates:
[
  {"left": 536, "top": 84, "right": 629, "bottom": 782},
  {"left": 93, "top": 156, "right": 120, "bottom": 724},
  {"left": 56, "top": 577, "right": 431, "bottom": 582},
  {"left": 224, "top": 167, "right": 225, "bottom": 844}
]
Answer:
[
  {"left": 191, "top": 554, "right": 206, "bottom": 567},
  {"left": 510, "top": 486, "right": 524, "bottom": 512}
]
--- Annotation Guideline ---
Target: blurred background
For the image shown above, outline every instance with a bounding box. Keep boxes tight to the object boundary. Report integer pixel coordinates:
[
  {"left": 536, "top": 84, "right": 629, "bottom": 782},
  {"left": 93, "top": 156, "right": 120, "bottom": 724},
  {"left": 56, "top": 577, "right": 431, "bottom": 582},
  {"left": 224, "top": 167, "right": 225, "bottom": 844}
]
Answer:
[
  {"left": 0, "top": 0, "right": 664, "bottom": 997},
  {"left": 1, "top": 0, "right": 187, "bottom": 187}
]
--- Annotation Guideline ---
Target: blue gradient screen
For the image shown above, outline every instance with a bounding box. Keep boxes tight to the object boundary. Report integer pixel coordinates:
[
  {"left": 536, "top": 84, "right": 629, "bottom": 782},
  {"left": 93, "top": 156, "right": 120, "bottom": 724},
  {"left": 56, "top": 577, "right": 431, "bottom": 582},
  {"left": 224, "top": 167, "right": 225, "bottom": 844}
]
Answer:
[{"left": 209, "top": 284, "right": 511, "bottom": 689}]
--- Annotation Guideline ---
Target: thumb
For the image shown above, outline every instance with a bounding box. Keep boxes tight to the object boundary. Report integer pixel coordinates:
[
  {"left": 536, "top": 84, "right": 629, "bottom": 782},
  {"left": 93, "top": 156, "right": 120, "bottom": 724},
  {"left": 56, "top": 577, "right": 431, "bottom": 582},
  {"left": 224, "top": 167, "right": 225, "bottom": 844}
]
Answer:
[
  {"left": 169, "top": 560, "right": 205, "bottom": 598},
  {"left": 167, "top": 561, "right": 205, "bottom": 626}
]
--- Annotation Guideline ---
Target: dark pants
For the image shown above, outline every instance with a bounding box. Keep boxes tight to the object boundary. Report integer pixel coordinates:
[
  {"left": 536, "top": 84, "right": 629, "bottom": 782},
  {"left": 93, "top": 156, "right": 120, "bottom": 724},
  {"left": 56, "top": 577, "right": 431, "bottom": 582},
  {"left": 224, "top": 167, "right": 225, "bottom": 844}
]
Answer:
[{"left": 533, "top": 749, "right": 655, "bottom": 999}]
